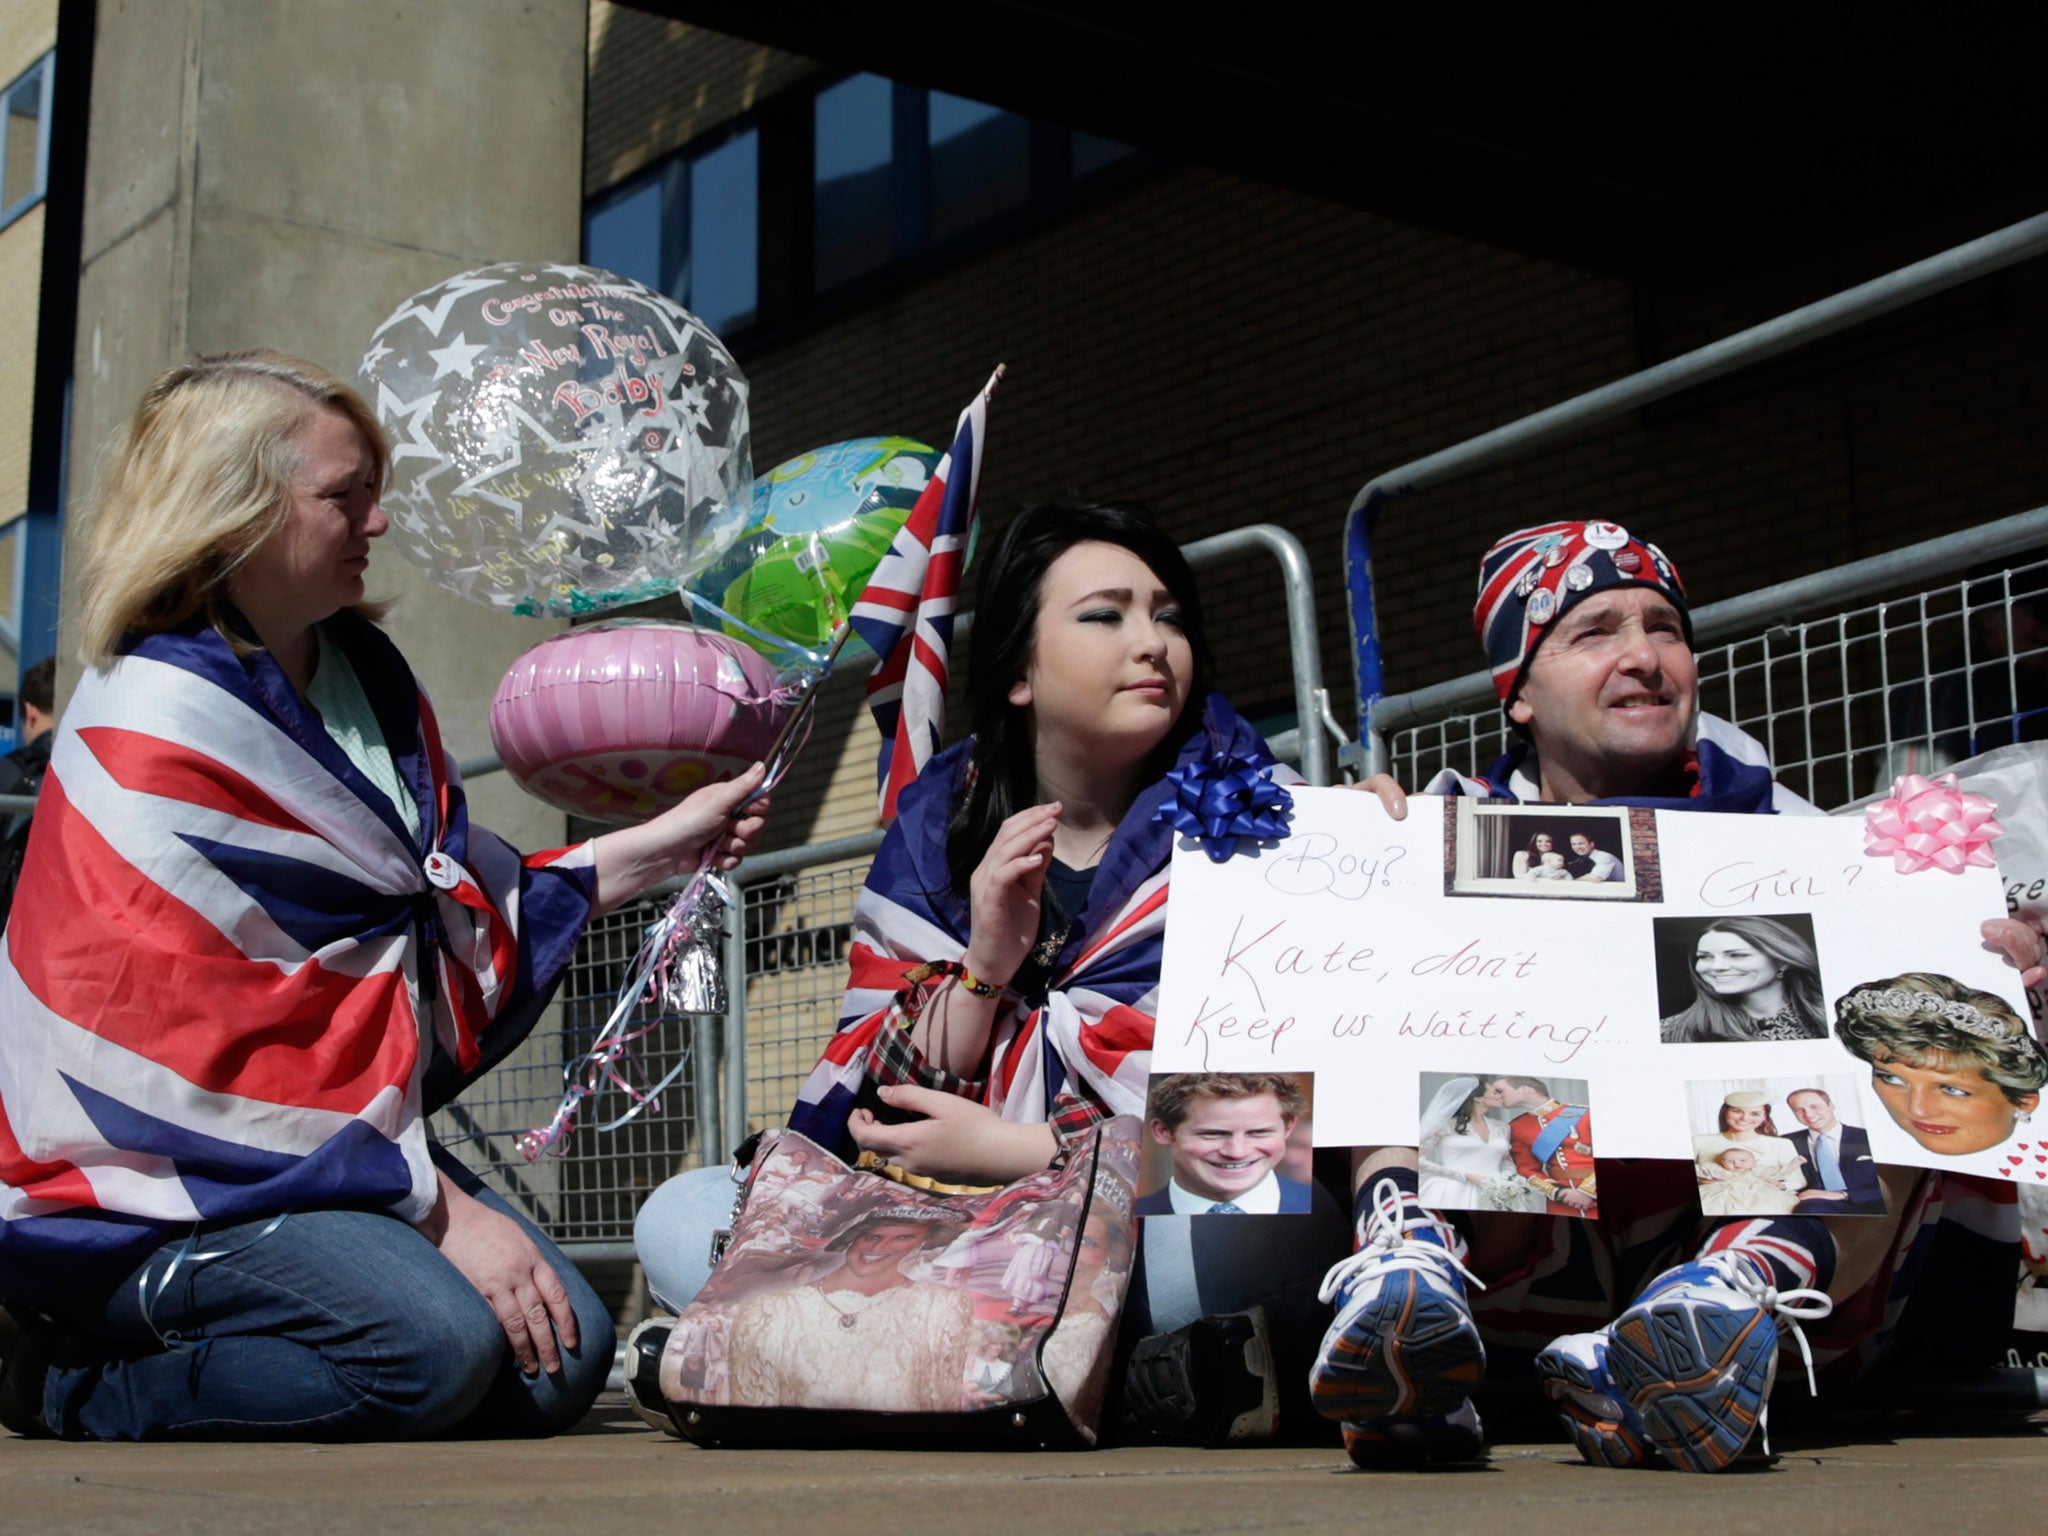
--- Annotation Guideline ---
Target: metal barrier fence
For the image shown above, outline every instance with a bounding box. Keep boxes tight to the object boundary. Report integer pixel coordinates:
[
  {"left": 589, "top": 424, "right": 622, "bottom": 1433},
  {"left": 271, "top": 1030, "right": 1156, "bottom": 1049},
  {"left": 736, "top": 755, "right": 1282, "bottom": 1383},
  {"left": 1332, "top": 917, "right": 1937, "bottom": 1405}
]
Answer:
[
  {"left": 439, "top": 514, "right": 2048, "bottom": 1258},
  {"left": 1380, "top": 509, "right": 2048, "bottom": 810},
  {"left": 433, "top": 522, "right": 1338, "bottom": 1254}
]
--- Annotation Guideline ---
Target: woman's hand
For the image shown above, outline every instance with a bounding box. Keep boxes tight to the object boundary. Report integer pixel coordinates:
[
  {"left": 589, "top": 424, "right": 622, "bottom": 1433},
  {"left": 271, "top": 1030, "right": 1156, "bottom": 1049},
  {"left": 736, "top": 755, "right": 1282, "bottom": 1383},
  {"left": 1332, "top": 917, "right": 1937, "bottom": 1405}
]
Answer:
[
  {"left": 961, "top": 803, "right": 1061, "bottom": 988},
  {"left": 415, "top": 1172, "right": 577, "bottom": 1376},
  {"left": 1981, "top": 916, "right": 2047, "bottom": 989},
  {"left": 848, "top": 1084, "right": 1059, "bottom": 1184},
  {"left": 1347, "top": 773, "right": 1409, "bottom": 820},
  {"left": 589, "top": 762, "right": 770, "bottom": 917}
]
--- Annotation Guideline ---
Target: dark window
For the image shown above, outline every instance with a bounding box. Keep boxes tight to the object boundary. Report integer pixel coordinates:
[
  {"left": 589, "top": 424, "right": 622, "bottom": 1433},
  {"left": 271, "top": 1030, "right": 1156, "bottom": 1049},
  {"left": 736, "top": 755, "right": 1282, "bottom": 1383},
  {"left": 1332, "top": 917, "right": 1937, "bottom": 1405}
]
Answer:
[
  {"left": 927, "top": 91, "right": 1028, "bottom": 243},
  {"left": 1072, "top": 130, "right": 1136, "bottom": 178},
  {"left": 688, "top": 131, "right": 759, "bottom": 333},
  {"left": 0, "top": 53, "right": 52, "bottom": 228},
  {"left": 581, "top": 128, "right": 759, "bottom": 337},
  {"left": 583, "top": 175, "right": 664, "bottom": 292},
  {"left": 586, "top": 70, "right": 1158, "bottom": 347},
  {"left": 812, "top": 73, "right": 896, "bottom": 290}
]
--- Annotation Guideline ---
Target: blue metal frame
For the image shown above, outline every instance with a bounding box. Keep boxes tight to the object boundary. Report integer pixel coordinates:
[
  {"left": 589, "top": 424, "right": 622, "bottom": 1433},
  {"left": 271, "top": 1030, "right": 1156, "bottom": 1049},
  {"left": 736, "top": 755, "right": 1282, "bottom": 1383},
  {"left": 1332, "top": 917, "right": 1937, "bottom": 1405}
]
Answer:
[{"left": 0, "top": 52, "right": 52, "bottom": 232}]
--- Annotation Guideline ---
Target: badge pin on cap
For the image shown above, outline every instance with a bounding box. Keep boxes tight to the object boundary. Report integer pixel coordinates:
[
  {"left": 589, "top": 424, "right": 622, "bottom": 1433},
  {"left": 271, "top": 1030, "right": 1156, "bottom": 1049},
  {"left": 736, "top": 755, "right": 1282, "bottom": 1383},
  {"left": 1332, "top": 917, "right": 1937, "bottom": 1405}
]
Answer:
[
  {"left": 1526, "top": 586, "right": 1558, "bottom": 625},
  {"left": 1565, "top": 562, "right": 1595, "bottom": 592},
  {"left": 1582, "top": 521, "right": 1630, "bottom": 551}
]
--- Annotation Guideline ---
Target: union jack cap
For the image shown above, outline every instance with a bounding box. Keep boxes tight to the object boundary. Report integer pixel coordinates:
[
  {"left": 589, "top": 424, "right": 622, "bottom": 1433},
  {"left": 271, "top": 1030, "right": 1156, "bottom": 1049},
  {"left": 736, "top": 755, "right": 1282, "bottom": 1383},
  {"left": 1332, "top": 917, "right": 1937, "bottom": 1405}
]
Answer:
[{"left": 1474, "top": 520, "right": 1690, "bottom": 707}]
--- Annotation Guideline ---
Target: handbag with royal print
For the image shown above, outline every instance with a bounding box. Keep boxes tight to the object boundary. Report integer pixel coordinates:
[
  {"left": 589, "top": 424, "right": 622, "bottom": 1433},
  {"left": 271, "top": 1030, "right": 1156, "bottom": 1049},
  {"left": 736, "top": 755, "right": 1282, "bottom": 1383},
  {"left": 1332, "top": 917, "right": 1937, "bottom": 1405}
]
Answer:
[{"left": 652, "top": 1116, "right": 1140, "bottom": 1449}]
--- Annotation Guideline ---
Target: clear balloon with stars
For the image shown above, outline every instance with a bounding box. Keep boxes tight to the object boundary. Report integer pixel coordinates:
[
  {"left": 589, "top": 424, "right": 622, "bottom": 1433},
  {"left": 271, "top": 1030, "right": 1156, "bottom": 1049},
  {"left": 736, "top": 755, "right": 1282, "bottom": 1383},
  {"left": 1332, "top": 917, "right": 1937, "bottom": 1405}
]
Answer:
[{"left": 359, "top": 262, "right": 752, "bottom": 618}]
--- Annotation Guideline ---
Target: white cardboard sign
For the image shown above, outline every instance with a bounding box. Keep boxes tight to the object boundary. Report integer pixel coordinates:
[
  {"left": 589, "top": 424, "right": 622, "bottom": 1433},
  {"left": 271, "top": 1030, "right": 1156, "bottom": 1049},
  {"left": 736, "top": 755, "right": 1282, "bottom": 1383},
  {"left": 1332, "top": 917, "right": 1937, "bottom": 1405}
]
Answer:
[{"left": 1153, "top": 791, "right": 2044, "bottom": 1185}]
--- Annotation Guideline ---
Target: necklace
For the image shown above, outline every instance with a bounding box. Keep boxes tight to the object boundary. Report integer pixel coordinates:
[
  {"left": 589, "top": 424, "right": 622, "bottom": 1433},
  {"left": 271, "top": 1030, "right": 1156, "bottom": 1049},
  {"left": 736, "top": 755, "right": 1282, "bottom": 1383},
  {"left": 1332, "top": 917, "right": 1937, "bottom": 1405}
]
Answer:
[{"left": 815, "top": 1286, "right": 890, "bottom": 1330}]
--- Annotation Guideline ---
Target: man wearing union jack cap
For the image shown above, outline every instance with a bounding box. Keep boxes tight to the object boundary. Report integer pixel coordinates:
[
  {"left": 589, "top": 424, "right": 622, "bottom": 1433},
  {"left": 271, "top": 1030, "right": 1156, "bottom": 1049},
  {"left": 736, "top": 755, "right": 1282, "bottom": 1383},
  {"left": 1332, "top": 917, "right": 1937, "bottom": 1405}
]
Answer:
[{"left": 1309, "top": 519, "right": 2048, "bottom": 1474}]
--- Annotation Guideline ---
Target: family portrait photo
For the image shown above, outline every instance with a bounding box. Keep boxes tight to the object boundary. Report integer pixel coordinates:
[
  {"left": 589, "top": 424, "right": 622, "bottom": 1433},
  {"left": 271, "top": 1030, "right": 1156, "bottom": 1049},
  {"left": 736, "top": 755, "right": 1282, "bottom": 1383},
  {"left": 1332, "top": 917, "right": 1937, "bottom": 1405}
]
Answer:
[
  {"left": 1654, "top": 913, "right": 1829, "bottom": 1044},
  {"left": 1139, "top": 1072, "right": 1318, "bottom": 1216},
  {"left": 1684, "top": 1076, "right": 1889, "bottom": 1217},
  {"left": 1416, "top": 1071, "right": 1599, "bottom": 1218},
  {"left": 1445, "top": 800, "right": 1657, "bottom": 901}
]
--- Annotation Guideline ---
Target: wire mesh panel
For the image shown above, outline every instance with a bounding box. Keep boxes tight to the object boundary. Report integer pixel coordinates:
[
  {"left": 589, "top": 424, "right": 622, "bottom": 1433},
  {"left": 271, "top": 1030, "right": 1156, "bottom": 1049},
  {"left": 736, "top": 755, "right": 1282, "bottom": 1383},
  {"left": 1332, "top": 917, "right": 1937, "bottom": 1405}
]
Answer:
[
  {"left": 1388, "top": 560, "right": 2048, "bottom": 812},
  {"left": 432, "top": 894, "right": 700, "bottom": 1245},
  {"left": 446, "top": 558, "right": 2048, "bottom": 1242},
  {"left": 740, "top": 859, "right": 870, "bottom": 1130}
]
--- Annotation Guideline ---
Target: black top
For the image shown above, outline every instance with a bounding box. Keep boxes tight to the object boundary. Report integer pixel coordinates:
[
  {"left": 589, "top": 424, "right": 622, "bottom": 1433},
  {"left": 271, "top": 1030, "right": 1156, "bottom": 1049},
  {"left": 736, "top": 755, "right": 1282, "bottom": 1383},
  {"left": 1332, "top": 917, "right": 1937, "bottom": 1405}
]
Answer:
[{"left": 1042, "top": 857, "right": 1098, "bottom": 926}]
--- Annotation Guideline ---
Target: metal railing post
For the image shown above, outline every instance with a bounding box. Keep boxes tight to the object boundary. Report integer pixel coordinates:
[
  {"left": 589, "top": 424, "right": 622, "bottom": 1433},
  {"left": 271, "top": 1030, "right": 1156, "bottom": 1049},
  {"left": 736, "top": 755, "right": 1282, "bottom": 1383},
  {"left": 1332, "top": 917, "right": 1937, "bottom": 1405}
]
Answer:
[
  {"left": 1178, "top": 523, "right": 1333, "bottom": 785},
  {"left": 721, "top": 887, "right": 749, "bottom": 1161}
]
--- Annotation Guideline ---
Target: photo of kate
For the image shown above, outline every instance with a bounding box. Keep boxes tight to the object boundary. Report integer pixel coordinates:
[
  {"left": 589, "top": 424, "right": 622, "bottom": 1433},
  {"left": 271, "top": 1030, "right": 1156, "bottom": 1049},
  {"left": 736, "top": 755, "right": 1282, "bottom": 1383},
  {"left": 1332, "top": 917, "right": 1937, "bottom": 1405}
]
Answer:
[
  {"left": 1684, "top": 1076, "right": 1888, "bottom": 1217},
  {"left": 1415, "top": 1071, "right": 1597, "bottom": 1218},
  {"left": 1654, "top": 914, "right": 1828, "bottom": 1043}
]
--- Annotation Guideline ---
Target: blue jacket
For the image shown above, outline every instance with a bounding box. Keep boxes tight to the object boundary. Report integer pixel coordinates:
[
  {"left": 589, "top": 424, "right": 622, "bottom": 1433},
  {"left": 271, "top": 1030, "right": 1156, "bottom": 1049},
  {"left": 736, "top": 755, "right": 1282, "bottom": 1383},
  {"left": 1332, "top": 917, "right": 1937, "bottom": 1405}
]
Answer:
[{"left": 1787, "top": 1124, "right": 1885, "bottom": 1207}]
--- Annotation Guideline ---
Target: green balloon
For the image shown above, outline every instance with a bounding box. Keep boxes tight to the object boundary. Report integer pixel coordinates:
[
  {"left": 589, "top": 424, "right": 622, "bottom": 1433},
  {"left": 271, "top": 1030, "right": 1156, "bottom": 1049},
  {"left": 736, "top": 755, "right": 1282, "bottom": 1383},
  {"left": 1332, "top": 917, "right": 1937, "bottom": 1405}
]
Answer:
[{"left": 689, "top": 436, "right": 942, "bottom": 659}]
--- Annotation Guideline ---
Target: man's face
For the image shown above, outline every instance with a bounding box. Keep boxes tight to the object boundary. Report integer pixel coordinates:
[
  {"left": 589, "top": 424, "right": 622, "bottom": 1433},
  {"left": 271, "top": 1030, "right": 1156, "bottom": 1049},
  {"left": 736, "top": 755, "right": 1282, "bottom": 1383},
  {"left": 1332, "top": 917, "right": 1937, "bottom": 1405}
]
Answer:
[
  {"left": 1151, "top": 1092, "right": 1293, "bottom": 1202},
  {"left": 1485, "top": 1079, "right": 1541, "bottom": 1109},
  {"left": 1789, "top": 1092, "right": 1838, "bottom": 1133},
  {"left": 1568, "top": 834, "right": 1593, "bottom": 856},
  {"left": 1509, "top": 589, "right": 1698, "bottom": 790}
]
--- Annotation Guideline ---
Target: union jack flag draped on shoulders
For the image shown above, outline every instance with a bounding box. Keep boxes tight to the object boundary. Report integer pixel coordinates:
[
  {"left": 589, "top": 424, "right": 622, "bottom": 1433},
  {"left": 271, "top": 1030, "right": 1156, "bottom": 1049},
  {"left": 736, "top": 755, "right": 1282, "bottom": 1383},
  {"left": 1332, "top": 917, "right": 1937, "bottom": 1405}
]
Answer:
[
  {"left": 788, "top": 695, "right": 1291, "bottom": 1153},
  {"left": 0, "top": 614, "right": 593, "bottom": 1305},
  {"left": 850, "top": 366, "right": 1002, "bottom": 823}
]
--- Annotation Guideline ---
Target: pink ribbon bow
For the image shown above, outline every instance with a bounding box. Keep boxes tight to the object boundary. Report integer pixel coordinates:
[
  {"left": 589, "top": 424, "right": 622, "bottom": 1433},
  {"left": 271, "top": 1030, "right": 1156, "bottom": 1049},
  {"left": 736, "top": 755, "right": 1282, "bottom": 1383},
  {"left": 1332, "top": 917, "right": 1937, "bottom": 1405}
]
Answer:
[{"left": 1864, "top": 772, "right": 2005, "bottom": 874}]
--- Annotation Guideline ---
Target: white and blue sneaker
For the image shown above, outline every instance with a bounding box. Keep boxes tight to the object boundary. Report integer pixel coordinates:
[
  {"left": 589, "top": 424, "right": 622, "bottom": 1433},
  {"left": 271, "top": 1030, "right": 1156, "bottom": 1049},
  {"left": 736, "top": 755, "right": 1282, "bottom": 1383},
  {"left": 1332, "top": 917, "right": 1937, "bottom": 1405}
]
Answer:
[
  {"left": 1534, "top": 1328, "right": 1653, "bottom": 1468},
  {"left": 1602, "top": 1252, "right": 1832, "bottom": 1472},
  {"left": 1309, "top": 1179, "right": 1486, "bottom": 1441},
  {"left": 1340, "top": 1399, "right": 1485, "bottom": 1470}
]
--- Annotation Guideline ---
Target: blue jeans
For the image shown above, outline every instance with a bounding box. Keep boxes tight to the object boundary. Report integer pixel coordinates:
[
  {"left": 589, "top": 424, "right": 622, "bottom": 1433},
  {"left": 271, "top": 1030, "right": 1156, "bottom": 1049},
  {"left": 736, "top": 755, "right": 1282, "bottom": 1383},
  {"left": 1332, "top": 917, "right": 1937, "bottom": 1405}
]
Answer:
[
  {"left": 633, "top": 1163, "right": 1347, "bottom": 1333},
  {"left": 39, "top": 1149, "right": 612, "bottom": 1441}
]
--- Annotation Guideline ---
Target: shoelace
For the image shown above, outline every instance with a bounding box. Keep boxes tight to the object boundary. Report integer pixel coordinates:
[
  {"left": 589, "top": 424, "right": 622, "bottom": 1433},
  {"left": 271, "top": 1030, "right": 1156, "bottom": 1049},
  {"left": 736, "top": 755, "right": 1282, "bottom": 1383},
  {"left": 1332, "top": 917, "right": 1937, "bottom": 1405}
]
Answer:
[
  {"left": 1699, "top": 1252, "right": 1833, "bottom": 1398},
  {"left": 1691, "top": 1251, "right": 1834, "bottom": 1458},
  {"left": 1316, "top": 1177, "right": 1484, "bottom": 1308}
]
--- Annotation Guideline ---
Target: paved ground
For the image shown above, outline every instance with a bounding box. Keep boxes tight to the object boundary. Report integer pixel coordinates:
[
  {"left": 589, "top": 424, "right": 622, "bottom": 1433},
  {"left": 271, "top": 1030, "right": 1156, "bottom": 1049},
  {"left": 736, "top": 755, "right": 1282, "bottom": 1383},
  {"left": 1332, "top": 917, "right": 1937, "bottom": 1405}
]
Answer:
[{"left": 3, "top": 1396, "right": 2042, "bottom": 1536}]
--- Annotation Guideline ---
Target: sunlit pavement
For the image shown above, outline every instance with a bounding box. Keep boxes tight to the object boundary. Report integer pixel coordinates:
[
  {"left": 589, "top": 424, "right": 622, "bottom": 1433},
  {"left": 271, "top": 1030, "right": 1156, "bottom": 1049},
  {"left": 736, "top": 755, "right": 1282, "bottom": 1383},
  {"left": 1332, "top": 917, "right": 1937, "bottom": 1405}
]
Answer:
[{"left": 2, "top": 1395, "right": 2043, "bottom": 1536}]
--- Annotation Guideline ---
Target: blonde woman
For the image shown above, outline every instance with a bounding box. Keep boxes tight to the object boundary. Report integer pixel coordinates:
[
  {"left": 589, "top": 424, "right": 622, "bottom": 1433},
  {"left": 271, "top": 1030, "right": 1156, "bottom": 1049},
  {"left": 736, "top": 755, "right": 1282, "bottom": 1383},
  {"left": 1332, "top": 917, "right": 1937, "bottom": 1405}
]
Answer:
[{"left": 0, "top": 351, "right": 767, "bottom": 1441}]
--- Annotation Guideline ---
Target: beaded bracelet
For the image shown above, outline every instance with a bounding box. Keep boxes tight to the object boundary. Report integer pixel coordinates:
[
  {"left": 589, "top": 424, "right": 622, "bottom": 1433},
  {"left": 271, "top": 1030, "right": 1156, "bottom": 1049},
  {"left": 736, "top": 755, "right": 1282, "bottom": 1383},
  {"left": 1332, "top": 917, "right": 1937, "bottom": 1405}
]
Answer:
[
  {"left": 956, "top": 964, "right": 1005, "bottom": 999},
  {"left": 894, "top": 958, "right": 1005, "bottom": 1025}
]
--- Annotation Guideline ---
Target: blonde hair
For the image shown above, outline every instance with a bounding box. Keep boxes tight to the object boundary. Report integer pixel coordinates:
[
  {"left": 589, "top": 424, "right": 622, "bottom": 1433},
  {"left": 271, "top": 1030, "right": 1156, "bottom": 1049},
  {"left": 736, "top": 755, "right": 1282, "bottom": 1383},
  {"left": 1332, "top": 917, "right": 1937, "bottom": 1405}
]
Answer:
[{"left": 78, "top": 350, "right": 390, "bottom": 665}]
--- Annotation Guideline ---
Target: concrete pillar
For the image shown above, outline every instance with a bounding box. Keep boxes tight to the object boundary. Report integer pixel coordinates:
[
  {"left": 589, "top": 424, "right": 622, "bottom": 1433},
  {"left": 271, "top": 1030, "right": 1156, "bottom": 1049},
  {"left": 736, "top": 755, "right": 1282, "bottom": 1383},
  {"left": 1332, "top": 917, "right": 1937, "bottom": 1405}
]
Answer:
[
  {"left": 63, "top": 0, "right": 592, "bottom": 1210},
  {"left": 64, "top": 0, "right": 587, "bottom": 851}
]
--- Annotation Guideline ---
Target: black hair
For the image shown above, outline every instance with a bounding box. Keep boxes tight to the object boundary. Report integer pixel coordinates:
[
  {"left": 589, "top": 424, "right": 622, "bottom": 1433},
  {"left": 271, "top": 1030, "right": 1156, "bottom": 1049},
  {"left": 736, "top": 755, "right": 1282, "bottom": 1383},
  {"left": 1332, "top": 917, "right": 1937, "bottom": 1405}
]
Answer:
[
  {"left": 18, "top": 657, "right": 53, "bottom": 716},
  {"left": 1452, "top": 1083, "right": 1485, "bottom": 1136},
  {"left": 946, "top": 498, "right": 1213, "bottom": 894}
]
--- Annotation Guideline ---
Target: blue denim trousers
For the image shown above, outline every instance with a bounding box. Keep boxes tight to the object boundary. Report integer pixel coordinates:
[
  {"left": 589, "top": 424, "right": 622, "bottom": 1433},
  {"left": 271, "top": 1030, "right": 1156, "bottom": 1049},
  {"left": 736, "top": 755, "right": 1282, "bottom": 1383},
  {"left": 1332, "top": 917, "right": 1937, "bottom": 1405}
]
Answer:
[{"left": 39, "top": 1148, "right": 612, "bottom": 1441}]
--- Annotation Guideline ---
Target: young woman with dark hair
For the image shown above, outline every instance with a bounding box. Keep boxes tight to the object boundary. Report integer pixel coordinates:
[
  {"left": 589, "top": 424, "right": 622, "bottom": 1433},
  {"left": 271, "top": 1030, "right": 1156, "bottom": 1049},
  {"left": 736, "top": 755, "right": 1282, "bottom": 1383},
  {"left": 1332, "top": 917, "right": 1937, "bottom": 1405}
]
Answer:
[{"left": 630, "top": 498, "right": 1355, "bottom": 1440}]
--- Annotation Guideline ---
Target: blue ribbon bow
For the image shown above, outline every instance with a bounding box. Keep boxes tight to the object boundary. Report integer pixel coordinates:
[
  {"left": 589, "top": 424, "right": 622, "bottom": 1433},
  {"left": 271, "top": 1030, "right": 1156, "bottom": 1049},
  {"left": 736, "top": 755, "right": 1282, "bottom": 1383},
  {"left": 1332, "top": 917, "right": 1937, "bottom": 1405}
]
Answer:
[{"left": 1154, "top": 752, "right": 1293, "bottom": 861}]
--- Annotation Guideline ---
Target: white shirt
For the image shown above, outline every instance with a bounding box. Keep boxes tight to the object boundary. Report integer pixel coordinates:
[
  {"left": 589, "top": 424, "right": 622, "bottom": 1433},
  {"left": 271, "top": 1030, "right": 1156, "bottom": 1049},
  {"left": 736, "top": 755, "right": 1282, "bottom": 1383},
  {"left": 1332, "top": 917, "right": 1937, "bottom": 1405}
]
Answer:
[{"left": 1167, "top": 1170, "right": 1282, "bottom": 1214}]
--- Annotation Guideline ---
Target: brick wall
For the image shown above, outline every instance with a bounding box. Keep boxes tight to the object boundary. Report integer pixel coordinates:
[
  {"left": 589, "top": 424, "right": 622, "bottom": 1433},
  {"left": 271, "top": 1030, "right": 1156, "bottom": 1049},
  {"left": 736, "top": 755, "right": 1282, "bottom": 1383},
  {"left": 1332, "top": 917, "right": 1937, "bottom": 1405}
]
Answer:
[
  {"left": 585, "top": 2, "right": 820, "bottom": 191},
  {"left": 584, "top": 31, "right": 2048, "bottom": 859}
]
